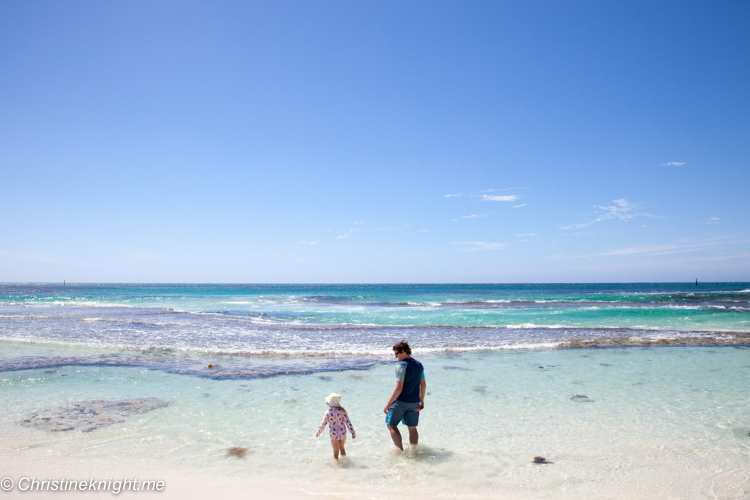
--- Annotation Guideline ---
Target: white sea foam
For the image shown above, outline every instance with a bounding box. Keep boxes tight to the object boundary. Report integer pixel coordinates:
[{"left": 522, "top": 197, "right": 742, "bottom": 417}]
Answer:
[
  {"left": 49, "top": 300, "right": 140, "bottom": 308},
  {"left": 6, "top": 328, "right": 737, "bottom": 360},
  {"left": 0, "top": 314, "right": 51, "bottom": 319}
]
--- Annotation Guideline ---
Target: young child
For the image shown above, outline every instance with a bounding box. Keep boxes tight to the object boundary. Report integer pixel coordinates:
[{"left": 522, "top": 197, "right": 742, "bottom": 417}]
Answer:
[{"left": 316, "top": 393, "right": 356, "bottom": 459}]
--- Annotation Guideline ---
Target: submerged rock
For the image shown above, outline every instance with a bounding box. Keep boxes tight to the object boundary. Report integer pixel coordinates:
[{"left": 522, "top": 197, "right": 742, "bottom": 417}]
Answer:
[
  {"left": 227, "top": 447, "right": 248, "bottom": 457},
  {"left": 21, "top": 398, "right": 168, "bottom": 433},
  {"left": 570, "top": 394, "right": 592, "bottom": 402},
  {"left": 559, "top": 332, "right": 750, "bottom": 349}
]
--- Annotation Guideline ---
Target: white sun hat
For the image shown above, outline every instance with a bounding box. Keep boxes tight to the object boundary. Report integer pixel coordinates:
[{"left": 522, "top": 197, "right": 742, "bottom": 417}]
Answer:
[{"left": 325, "top": 393, "right": 341, "bottom": 407}]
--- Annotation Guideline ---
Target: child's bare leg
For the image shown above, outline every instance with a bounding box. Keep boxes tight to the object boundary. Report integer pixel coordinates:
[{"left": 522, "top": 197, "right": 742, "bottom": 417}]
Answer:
[
  {"left": 339, "top": 437, "right": 347, "bottom": 456},
  {"left": 330, "top": 439, "right": 340, "bottom": 459}
]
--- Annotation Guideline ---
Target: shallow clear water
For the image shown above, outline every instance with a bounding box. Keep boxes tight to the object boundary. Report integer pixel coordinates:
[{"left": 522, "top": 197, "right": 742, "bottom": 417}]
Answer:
[{"left": 2, "top": 348, "right": 749, "bottom": 498}]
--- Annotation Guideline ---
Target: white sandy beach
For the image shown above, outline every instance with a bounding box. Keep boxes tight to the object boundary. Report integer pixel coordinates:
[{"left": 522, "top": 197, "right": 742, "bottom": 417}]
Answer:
[{"left": 2, "top": 446, "right": 747, "bottom": 500}]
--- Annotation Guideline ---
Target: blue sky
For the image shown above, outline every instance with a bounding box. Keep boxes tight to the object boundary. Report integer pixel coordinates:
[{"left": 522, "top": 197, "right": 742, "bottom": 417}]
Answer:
[{"left": 1, "top": 0, "right": 749, "bottom": 283}]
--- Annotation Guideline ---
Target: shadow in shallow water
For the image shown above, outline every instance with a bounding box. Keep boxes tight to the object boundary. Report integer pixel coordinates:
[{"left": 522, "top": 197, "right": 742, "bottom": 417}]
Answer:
[{"left": 21, "top": 398, "right": 168, "bottom": 433}]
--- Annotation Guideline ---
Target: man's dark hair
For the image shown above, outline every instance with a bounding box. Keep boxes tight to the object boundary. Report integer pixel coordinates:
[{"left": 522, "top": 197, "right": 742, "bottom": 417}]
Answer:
[{"left": 393, "top": 340, "right": 411, "bottom": 355}]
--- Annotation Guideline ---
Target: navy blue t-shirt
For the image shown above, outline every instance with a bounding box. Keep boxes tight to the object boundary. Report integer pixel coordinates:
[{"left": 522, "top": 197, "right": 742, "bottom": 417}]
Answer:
[{"left": 395, "top": 357, "right": 425, "bottom": 403}]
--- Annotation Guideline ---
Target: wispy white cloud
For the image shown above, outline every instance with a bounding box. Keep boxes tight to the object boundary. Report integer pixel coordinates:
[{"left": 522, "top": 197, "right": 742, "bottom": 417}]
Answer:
[
  {"left": 481, "top": 194, "right": 520, "bottom": 202},
  {"left": 451, "top": 241, "right": 508, "bottom": 251},
  {"left": 594, "top": 240, "right": 724, "bottom": 257},
  {"left": 512, "top": 204, "right": 527, "bottom": 208},
  {"left": 547, "top": 237, "right": 749, "bottom": 260},
  {"left": 516, "top": 233, "right": 537, "bottom": 237},
  {"left": 658, "top": 161, "right": 686, "bottom": 167},
  {"left": 298, "top": 240, "right": 318, "bottom": 245},
  {"left": 447, "top": 188, "right": 525, "bottom": 202},
  {"left": 462, "top": 214, "right": 488, "bottom": 219},
  {"left": 698, "top": 217, "right": 721, "bottom": 224},
  {"left": 335, "top": 228, "right": 362, "bottom": 239},
  {"left": 560, "top": 199, "right": 651, "bottom": 230},
  {"left": 668, "top": 251, "right": 750, "bottom": 263}
]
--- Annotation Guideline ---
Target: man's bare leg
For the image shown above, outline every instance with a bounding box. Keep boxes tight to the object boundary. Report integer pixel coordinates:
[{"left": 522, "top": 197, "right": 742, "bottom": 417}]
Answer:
[
  {"left": 408, "top": 426, "right": 418, "bottom": 446},
  {"left": 387, "top": 425, "right": 403, "bottom": 450}
]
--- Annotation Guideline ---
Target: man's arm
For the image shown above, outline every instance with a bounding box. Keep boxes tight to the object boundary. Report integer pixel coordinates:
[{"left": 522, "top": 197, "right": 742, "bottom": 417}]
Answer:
[
  {"left": 383, "top": 381, "right": 404, "bottom": 414},
  {"left": 419, "top": 378, "right": 426, "bottom": 410}
]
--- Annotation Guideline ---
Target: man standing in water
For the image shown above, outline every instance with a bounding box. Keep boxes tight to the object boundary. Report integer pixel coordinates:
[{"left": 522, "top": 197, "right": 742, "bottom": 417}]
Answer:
[{"left": 383, "top": 340, "right": 426, "bottom": 450}]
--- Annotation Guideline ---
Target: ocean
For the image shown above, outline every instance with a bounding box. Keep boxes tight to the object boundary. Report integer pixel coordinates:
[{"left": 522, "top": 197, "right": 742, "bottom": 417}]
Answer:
[{"left": 1, "top": 283, "right": 749, "bottom": 498}]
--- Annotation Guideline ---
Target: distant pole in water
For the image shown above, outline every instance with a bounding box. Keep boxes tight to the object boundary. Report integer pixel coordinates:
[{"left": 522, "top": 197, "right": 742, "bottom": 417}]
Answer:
[
  {"left": 695, "top": 279, "right": 698, "bottom": 286},
  {"left": 64, "top": 280, "right": 66, "bottom": 285}
]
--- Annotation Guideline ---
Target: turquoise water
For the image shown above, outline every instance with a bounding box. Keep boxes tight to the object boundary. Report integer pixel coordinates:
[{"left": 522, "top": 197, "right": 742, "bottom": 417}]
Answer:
[
  {"left": 1, "top": 284, "right": 749, "bottom": 497},
  {"left": 1, "top": 348, "right": 749, "bottom": 498},
  {"left": 2, "top": 283, "right": 750, "bottom": 331},
  {"left": 1, "top": 284, "right": 749, "bottom": 355},
  {"left": 1, "top": 283, "right": 748, "bottom": 376}
]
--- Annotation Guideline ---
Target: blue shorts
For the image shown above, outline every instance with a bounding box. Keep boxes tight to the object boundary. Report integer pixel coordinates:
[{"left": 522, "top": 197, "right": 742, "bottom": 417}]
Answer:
[{"left": 385, "top": 400, "right": 420, "bottom": 427}]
